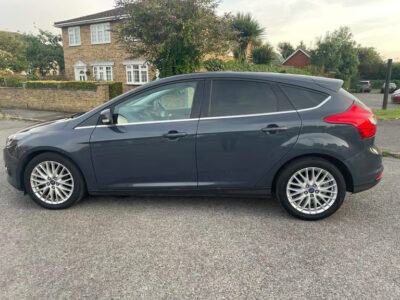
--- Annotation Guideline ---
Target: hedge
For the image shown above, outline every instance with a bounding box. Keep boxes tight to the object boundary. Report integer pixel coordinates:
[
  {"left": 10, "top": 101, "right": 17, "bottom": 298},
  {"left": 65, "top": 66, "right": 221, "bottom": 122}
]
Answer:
[
  {"left": 25, "top": 81, "right": 98, "bottom": 90},
  {"left": 24, "top": 81, "right": 124, "bottom": 98},
  {"left": 108, "top": 81, "right": 123, "bottom": 99},
  {"left": 203, "top": 59, "right": 313, "bottom": 76}
]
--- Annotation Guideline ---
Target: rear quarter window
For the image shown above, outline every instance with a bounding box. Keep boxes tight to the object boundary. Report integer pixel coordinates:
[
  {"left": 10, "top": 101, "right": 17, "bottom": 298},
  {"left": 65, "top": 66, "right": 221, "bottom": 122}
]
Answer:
[{"left": 280, "top": 85, "right": 329, "bottom": 110}]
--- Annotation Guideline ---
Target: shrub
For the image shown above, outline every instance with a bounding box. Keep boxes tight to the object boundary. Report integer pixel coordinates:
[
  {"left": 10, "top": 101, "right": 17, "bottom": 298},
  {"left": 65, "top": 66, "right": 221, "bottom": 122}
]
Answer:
[
  {"left": 203, "top": 58, "right": 225, "bottom": 71},
  {"left": 25, "top": 81, "right": 98, "bottom": 90},
  {"left": 108, "top": 82, "right": 123, "bottom": 99},
  {"left": 0, "top": 74, "right": 25, "bottom": 87},
  {"left": 251, "top": 44, "right": 276, "bottom": 65},
  {"left": 26, "top": 81, "right": 59, "bottom": 89},
  {"left": 59, "top": 81, "right": 97, "bottom": 90},
  {"left": 222, "top": 61, "right": 312, "bottom": 75}
]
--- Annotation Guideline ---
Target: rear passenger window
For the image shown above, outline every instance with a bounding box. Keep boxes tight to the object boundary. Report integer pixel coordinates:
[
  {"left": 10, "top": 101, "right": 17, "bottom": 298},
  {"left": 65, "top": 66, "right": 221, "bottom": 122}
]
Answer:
[
  {"left": 207, "top": 80, "right": 293, "bottom": 117},
  {"left": 280, "top": 85, "right": 328, "bottom": 110}
]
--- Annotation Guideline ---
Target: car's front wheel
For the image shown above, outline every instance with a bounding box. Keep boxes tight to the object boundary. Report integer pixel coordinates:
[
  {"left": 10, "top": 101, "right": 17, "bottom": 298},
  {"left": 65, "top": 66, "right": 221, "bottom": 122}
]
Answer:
[
  {"left": 276, "top": 157, "right": 346, "bottom": 220},
  {"left": 24, "top": 152, "right": 86, "bottom": 209}
]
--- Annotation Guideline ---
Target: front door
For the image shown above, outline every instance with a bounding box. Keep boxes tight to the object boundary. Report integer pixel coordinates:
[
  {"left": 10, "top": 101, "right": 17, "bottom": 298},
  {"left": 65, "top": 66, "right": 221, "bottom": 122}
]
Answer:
[
  {"left": 90, "top": 80, "right": 203, "bottom": 190},
  {"left": 196, "top": 79, "right": 301, "bottom": 188}
]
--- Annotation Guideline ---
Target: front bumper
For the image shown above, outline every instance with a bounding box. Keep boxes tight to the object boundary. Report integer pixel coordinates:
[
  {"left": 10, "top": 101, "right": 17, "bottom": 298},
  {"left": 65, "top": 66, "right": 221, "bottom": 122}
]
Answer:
[{"left": 3, "top": 147, "right": 23, "bottom": 191}]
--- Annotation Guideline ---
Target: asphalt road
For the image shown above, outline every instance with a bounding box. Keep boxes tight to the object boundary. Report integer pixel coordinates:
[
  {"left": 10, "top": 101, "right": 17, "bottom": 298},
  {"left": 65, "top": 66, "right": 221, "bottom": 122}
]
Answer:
[
  {"left": 353, "top": 92, "right": 398, "bottom": 109},
  {"left": 1, "top": 120, "right": 399, "bottom": 299}
]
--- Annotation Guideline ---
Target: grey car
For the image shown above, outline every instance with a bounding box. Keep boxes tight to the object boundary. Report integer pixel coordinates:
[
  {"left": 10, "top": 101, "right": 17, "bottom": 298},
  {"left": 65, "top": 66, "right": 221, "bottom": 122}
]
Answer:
[
  {"left": 4, "top": 72, "right": 383, "bottom": 220},
  {"left": 381, "top": 82, "right": 397, "bottom": 93}
]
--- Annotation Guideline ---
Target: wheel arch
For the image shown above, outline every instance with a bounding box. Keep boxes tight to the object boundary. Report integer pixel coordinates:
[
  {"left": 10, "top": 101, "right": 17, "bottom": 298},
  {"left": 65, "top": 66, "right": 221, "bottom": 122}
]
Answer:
[
  {"left": 18, "top": 148, "right": 88, "bottom": 192},
  {"left": 271, "top": 153, "right": 354, "bottom": 194}
]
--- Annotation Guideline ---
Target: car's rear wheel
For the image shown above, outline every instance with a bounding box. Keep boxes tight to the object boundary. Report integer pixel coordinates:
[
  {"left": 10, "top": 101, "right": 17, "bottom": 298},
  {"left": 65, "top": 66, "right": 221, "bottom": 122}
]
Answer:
[
  {"left": 24, "top": 152, "right": 86, "bottom": 209},
  {"left": 276, "top": 157, "right": 346, "bottom": 220}
]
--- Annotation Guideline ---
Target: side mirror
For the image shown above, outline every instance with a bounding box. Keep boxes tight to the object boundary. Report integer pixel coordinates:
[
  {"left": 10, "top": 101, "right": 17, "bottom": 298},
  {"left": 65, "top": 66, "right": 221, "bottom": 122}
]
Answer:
[{"left": 100, "top": 108, "right": 113, "bottom": 125}]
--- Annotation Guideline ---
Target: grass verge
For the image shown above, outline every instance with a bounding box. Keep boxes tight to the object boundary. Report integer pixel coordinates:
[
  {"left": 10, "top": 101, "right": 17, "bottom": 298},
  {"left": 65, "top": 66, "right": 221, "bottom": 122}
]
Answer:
[
  {"left": 373, "top": 108, "right": 400, "bottom": 120},
  {"left": 382, "top": 150, "right": 400, "bottom": 159}
]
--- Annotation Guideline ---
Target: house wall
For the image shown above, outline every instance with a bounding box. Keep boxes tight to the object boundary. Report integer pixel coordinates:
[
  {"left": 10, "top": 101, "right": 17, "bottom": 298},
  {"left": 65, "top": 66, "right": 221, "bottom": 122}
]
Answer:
[
  {"left": 61, "top": 20, "right": 155, "bottom": 92},
  {"left": 283, "top": 52, "right": 310, "bottom": 69},
  {"left": 0, "top": 83, "right": 109, "bottom": 113}
]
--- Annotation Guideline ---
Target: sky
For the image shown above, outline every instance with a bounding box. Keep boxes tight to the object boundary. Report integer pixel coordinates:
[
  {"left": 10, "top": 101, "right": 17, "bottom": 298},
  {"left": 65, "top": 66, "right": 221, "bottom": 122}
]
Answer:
[{"left": 0, "top": 0, "right": 399, "bottom": 61}]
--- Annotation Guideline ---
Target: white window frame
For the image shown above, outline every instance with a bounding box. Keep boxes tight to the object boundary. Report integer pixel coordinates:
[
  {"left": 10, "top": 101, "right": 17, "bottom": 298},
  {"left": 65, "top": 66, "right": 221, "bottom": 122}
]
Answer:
[
  {"left": 68, "top": 26, "right": 81, "bottom": 46},
  {"left": 74, "top": 67, "right": 87, "bottom": 81},
  {"left": 93, "top": 66, "right": 113, "bottom": 81},
  {"left": 90, "top": 23, "right": 111, "bottom": 45},
  {"left": 124, "top": 62, "right": 149, "bottom": 85}
]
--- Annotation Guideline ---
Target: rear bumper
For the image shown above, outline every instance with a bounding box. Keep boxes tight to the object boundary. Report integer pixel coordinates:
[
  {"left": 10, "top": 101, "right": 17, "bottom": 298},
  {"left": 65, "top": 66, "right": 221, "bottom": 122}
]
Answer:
[
  {"left": 346, "top": 145, "right": 383, "bottom": 193},
  {"left": 352, "top": 174, "right": 382, "bottom": 193},
  {"left": 3, "top": 147, "right": 23, "bottom": 191}
]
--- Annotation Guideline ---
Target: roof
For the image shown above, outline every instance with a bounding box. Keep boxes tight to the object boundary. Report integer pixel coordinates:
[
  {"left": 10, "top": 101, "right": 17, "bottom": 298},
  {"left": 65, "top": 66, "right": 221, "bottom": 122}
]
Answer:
[
  {"left": 282, "top": 49, "right": 310, "bottom": 64},
  {"left": 54, "top": 8, "right": 123, "bottom": 28},
  {"left": 128, "top": 72, "right": 344, "bottom": 94}
]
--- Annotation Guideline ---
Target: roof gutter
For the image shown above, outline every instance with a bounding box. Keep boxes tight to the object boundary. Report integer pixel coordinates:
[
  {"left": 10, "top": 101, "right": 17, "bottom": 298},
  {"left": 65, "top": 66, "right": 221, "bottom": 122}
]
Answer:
[{"left": 54, "top": 15, "right": 128, "bottom": 28}]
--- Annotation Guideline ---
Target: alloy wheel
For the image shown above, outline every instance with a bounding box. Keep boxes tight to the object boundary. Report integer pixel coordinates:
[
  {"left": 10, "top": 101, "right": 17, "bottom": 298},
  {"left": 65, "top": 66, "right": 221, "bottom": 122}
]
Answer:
[
  {"left": 30, "top": 161, "right": 74, "bottom": 204},
  {"left": 286, "top": 167, "right": 338, "bottom": 215}
]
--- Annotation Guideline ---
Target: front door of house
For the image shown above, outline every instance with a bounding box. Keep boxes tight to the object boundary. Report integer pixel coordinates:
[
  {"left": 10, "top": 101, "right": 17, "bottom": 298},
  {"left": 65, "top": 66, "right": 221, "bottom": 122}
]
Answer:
[{"left": 74, "top": 67, "right": 87, "bottom": 81}]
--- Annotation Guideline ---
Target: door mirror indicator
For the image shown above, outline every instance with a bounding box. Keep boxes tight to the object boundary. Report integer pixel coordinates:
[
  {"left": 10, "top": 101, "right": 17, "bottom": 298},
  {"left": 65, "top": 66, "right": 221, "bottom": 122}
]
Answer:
[{"left": 100, "top": 109, "right": 113, "bottom": 125}]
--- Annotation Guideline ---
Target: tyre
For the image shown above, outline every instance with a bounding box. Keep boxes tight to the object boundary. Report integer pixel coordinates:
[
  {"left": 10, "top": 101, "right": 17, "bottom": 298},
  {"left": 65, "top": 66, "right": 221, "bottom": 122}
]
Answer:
[
  {"left": 275, "top": 157, "right": 346, "bottom": 220},
  {"left": 24, "top": 152, "right": 86, "bottom": 209}
]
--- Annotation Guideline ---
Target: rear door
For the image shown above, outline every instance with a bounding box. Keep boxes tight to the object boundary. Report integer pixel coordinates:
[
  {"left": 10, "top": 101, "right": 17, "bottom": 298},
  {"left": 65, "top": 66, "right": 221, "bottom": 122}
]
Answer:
[{"left": 196, "top": 79, "right": 301, "bottom": 188}]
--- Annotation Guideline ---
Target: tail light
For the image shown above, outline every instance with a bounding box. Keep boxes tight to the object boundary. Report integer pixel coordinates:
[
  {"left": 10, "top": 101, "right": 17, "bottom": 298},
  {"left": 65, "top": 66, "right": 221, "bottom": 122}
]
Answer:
[{"left": 324, "top": 104, "right": 377, "bottom": 139}]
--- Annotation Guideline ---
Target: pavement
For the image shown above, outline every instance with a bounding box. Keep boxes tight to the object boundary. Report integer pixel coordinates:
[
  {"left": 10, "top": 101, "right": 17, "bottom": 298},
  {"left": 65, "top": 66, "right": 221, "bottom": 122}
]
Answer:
[
  {"left": 1, "top": 119, "right": 399, "bottom": 299},
  {"left": 0, "top": 108, "right": 71, "bottom": 122}
]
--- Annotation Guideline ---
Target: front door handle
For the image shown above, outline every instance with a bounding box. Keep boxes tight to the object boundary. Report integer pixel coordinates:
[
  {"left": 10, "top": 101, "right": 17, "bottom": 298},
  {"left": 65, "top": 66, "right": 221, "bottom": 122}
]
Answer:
[
  {"left": 163, "top": 130, "right": 188, "bottom": 139},
  {"left": 261, "top": 124, "right": 288, "bottom": 134}
]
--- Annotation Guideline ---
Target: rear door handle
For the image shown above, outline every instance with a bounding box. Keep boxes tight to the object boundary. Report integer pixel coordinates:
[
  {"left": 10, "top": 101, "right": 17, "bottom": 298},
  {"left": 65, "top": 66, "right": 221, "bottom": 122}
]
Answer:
[
  {"left": 261, "top": 124, "right": 288, "bottom": 134},
  {"left": 163, "top": 130, "right": 188, "bottom": 139}
]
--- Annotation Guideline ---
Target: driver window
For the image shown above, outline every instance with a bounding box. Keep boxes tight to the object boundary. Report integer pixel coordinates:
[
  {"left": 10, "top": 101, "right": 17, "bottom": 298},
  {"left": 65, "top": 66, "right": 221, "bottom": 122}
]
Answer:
[{"left": 114, "top": 81, "right": 198, "bottom": 124}]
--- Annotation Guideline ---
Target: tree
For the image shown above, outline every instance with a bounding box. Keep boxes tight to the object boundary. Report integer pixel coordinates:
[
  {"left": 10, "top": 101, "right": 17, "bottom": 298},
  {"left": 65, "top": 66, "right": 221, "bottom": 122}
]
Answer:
[
  {"left": 296, "top": 40, "right": 308, "bottom": 51},
  {"left": 231, "top": 13, "right": 264, "bottom": 63},
  {"left": 23, "top": 30, "right": 64, "bottom": 76},
  {"left": 0, "top": 31, "right": 27, "bottom": 72},
  {"left": 357, "top": 47, "right": 384, "bottom": 79},
  {"left": 251, "top": 43, "right": 276, "bottom": 65},
  {"left": 117, "top": 0, "right": 232, "bottom": 78},
  {"left": 277, "top": 42, "right": 295, "bottom": 59},
  {"left": 310, "top": 27, "right": 359, "bottom": 82}
]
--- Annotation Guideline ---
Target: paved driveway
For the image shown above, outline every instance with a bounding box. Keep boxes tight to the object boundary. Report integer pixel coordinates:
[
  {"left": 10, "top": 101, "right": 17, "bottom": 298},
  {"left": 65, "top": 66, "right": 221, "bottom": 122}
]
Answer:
[{"left": 1, "top": 120, "right": 399, "bottom": 299}]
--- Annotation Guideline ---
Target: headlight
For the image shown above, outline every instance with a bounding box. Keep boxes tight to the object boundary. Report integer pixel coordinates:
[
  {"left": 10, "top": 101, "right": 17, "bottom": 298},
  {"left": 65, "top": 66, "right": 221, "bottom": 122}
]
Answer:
[{"left": 6, "top": 132, "right": 31, "bottom": 148}]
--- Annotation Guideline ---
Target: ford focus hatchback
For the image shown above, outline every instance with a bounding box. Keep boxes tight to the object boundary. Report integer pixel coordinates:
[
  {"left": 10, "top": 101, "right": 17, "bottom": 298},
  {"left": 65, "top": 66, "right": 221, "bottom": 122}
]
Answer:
[{"left": 4, "top": 72, "right": 383, "bottom": 220}]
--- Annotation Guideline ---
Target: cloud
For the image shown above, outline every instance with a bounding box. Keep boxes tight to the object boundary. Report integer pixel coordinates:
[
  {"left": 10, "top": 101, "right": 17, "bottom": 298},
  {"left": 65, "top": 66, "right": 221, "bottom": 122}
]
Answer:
[
  {"left": 0, "top": 0, "right": 398, "bottom": 60},
  {"left": 219, "top": 0, "right": 400, "bottom": 59}
]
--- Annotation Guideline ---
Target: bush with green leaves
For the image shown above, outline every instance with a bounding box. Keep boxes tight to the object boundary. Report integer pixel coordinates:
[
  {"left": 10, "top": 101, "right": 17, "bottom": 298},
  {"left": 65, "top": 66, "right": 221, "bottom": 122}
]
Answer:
[
  {"left": 221, "top": 61, "right": 312, "bottom": 75},
  {"left": 0, "top": 73, "right": 25, "bottom": 87},
  {"left": 25, "top": 81, "right": 99, "bottom": 90},
  {"left": 24, "top": 81, "right": 124, "bottom": 98},
  {"left": 108, "top": 82, "right": 123, "bottom": 99},
  {"left": 251, "top": 43, "right": 275, "bottom": 65},
  {"left": 203, "top": 58, "right": 225, "bottom": 71}
]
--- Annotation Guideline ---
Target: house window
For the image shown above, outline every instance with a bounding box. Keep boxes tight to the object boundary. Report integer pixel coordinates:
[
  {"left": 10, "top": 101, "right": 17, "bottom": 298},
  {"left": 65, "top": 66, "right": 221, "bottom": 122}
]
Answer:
[
  {"left": 126, "top": 64, "right": 148, "bottom": 85},
  {"left": 90, "top": 23, "right": 111, "bottom": 44},
  {"left": 93, "top": 66, "right": 113, "bottom": 81},
  {"left": 68, "top": 27, "right": 81, "bottom": 46}
]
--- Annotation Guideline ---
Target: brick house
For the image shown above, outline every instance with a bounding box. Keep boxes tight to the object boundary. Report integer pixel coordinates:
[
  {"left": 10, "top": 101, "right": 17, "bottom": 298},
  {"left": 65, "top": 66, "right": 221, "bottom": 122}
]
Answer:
[
  {"left": 282, "top": 49, "right": 310, "bottom": 69},
  {"left": 54, "top": 8, "right": 155, "bottom": 92}
]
